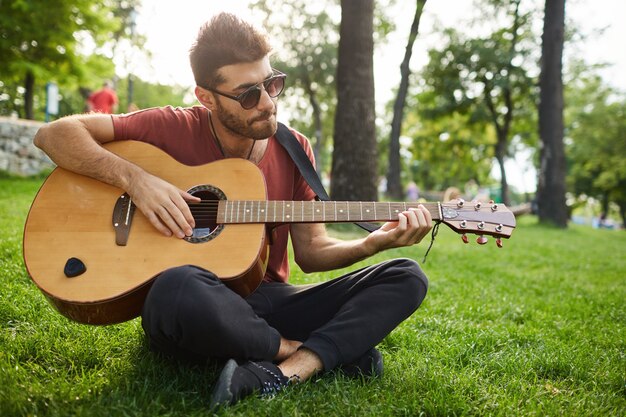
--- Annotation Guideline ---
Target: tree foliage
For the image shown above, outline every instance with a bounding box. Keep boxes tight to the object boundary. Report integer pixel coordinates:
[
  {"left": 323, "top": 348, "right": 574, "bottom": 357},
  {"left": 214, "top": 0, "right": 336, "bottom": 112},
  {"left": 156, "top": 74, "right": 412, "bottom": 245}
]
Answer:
[
  {"left": 0, "top": 0, "right": 140, "bottom": 119},
  {"left": 565, "top": 69, "right": 626, "bottom": 226},
  {"left": 413, "top": 0, "right": 538, "bottom": 205},
  {"left": 115, "top": 77, "right": 189, "bottom": 111},
  {"left": 404, "top": 104, "right": 495, "bottom": 193}
]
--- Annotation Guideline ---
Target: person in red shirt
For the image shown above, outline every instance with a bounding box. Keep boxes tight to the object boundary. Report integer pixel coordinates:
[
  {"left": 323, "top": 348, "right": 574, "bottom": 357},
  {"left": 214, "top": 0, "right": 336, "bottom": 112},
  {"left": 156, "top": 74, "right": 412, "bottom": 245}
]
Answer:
[
  {"left": 87, "top": 81, "right": 119, "bottom": 114},
  {"left": 33, "top": 13, "right": 432, "bottom": 409}
]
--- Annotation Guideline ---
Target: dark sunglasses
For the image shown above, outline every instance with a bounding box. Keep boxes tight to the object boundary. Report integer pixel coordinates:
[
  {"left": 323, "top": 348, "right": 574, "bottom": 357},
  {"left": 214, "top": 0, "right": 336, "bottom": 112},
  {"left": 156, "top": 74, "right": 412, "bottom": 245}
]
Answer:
[{"left": 205, "top": 70, "right": 286, "bottom": 110}]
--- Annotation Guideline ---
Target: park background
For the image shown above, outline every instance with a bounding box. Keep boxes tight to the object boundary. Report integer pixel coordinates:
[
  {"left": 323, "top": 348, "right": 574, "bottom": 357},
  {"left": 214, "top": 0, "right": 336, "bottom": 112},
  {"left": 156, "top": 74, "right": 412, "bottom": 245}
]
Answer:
[
  {"left": 2, "top": 0, "right": 625, "bottom": 226},
  {"left": 1, "top": 0, "right": 625, "bottom": 416}
]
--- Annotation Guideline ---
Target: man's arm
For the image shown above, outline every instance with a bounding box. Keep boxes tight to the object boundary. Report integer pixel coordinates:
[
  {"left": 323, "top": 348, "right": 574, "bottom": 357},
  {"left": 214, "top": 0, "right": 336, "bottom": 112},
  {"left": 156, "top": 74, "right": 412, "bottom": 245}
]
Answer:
[
  {"left": 290, "top": 206, "right": 432, "bottom": 273},
  {"left": 33, "top": 114, "right": 198, "bottom": 238}
]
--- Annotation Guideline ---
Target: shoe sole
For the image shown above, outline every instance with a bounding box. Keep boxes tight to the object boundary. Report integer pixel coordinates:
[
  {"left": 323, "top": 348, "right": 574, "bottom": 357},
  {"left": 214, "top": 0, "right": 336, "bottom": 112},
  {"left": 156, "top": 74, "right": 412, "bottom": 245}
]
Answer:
[{"left": 209, "top": 359, "right": 239, "bottom": 408}]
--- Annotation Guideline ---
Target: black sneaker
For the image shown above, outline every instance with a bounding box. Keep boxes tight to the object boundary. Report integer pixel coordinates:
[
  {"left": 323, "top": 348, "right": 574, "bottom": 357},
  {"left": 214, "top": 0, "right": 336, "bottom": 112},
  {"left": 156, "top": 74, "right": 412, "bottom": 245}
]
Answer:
[
  {"left": 210, "top": 359, "right": 288, "bottom": 408},
  {"left": 339, "top": 348, "right": 384, "bottom": 378}
]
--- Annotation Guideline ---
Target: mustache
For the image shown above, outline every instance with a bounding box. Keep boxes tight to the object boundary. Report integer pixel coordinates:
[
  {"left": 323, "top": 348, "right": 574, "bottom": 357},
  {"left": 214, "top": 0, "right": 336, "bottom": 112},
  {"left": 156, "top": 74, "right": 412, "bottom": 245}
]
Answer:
[{"left": 251, "top": 109, "right": 276, "bottom": 123}]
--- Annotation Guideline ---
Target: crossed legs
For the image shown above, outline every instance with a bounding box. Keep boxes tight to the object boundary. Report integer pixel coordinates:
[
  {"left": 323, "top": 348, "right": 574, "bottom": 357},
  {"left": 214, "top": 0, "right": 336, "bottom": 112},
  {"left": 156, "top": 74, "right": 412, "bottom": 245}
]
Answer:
[{"left": 142, "top": 258, "right": 428, "bottom": 381}]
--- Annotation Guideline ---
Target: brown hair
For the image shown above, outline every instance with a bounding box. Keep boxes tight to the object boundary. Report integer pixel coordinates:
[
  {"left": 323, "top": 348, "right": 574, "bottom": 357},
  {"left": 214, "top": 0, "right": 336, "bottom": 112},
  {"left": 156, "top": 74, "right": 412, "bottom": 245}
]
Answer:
[{"left": 189, "top": 12, "right": 272, "bottom": 88}]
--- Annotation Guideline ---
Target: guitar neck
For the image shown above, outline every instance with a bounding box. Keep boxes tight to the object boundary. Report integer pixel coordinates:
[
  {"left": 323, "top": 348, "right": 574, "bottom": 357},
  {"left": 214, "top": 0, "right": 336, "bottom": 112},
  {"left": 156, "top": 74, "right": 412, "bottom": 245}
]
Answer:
[{"left": 217, "top": 201, "right": 441, "bottom": 224}]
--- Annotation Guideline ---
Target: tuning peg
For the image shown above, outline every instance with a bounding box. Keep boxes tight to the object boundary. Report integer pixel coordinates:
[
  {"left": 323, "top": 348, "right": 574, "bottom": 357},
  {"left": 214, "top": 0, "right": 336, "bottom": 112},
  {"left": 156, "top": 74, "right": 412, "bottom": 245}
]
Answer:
[
  {"left": 496, "top": 238, "right": 503, "bottom": 248},
  {"left": 461, "top": 234, "right": 469, "bottom": 244},
  {"left": 476, "top": 235, "right": 488, "bottom": 245}
]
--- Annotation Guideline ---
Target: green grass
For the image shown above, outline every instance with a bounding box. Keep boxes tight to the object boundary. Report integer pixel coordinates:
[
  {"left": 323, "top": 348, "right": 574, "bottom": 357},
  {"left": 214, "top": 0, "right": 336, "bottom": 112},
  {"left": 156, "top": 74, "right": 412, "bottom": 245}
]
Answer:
[{"left": 1, "top": 176, "right": 625, "bottom": 416}]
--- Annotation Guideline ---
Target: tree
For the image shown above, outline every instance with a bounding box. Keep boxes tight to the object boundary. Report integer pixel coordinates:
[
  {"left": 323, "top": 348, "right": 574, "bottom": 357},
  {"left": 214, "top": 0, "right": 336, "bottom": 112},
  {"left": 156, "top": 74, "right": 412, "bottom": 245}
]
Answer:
[
  {"left": 331, "top": 0, "right": 378, "bottom": 201},
  {"left": 565, "top": 71, "right": 626, "bottom": 228},
  {"left": 0, "top": 0, "right": 137, "bottom": 119},
  {"left": 415, "top": 0, "right": 537, "bottom": 205},
  {"left": 535, "top": 0, "right": 567, "bottom": 227},
  {"left": 385, "top": 0, "right": 427, "bottom": 200},
  {"left": 404, "top": 108, "right": 495, "bottom": 192}
]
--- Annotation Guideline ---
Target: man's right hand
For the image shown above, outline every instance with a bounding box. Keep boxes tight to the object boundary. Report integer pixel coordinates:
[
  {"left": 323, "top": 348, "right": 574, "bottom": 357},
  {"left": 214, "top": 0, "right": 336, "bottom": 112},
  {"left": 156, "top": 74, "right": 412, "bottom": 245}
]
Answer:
[{"left": 127, "top": 172, "right": 201, "bottom": 238}]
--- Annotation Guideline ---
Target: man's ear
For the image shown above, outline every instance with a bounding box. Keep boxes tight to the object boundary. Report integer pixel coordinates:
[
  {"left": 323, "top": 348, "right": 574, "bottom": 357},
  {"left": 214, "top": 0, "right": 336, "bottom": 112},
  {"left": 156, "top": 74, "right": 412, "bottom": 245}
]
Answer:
[{"left": 195, "top": 86, "right": 216, "bottom": 110}]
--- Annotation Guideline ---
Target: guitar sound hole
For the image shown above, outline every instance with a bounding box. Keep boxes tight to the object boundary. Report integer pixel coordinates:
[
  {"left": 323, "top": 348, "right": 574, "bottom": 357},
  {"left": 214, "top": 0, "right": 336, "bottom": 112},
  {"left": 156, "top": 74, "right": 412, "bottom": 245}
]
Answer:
[{"left": 185, "top": 185, "right": 225, "bottom": 243}]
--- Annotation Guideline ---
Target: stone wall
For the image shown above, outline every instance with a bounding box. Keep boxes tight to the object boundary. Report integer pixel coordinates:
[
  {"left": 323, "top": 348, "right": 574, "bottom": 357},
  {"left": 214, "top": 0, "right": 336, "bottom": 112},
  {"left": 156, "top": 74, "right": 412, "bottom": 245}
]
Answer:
[{"left": 0, "top": 116, "right": 54, "bottom": 176}]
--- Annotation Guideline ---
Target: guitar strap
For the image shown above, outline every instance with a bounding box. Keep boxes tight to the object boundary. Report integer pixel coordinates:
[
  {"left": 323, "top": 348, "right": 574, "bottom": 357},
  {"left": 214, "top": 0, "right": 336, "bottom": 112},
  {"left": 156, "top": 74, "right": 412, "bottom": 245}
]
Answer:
[{"left": 274, "top": 122, "right": 380, "bottom": 233}]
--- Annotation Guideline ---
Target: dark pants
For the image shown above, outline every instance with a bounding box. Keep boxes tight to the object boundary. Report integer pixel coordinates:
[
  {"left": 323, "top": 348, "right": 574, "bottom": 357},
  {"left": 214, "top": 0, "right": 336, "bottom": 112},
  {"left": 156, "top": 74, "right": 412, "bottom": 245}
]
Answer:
[{"left": 141, "top": 258, "right": 428, "bottom": 371}]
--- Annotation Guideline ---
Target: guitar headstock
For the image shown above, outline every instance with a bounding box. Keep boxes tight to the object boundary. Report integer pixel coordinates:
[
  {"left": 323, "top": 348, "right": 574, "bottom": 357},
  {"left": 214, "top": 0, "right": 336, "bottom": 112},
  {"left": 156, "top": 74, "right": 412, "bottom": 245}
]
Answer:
[{"left": 439, "top": 200, "right": 516, "bottom": 247}]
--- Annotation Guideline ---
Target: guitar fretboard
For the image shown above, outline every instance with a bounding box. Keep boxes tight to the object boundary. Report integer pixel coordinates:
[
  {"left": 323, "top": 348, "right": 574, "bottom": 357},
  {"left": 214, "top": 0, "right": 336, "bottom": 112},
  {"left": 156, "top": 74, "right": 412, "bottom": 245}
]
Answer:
[{"left": 217, "top": 201, "right": 442, "bottom": 224}]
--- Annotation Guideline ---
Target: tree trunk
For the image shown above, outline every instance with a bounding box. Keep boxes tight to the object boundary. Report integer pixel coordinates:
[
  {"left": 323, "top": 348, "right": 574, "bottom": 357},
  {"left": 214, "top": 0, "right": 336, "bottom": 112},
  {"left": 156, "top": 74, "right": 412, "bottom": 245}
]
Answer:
[
  {"left": 495, "top": 134, "right": 510, "bottom": 205},
  {"left": 386, "top": 0, "right": 427, "bottom": 200},
  {"left": 483, "top": 84, "right": 512, "bottom": 206},
  {"left": 24, "top": 70, "right": 35, "bottom": 120},
  {"left": 331, "top": 0, "right": 377, "bottom": 201},
  {"left": 536, "top": 0, "right": 568, "bottom": 227}
]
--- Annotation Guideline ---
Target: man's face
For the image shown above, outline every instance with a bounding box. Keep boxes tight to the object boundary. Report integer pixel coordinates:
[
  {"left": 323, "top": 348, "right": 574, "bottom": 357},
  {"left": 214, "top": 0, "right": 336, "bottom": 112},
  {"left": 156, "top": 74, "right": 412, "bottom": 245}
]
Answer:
[{"left": 212, "top": 57, "right": 279, "bottom": 140}]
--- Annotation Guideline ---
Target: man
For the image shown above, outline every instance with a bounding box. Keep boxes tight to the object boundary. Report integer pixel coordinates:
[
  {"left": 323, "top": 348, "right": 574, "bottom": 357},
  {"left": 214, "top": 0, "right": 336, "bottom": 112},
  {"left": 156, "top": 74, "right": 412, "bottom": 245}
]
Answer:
[
  {"left": 34, "top": 13, "right": 432, "bottom": 408},
  {"left": 87, "top": 80, "right": 119, "bottom": 114}
]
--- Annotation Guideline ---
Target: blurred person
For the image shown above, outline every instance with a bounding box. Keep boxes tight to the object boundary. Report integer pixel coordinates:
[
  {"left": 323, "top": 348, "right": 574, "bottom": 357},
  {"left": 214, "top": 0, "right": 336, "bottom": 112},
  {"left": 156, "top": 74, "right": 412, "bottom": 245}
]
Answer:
[
  {"left": 406, "top": 181, "right": 419, "bottom": 201},
  {"left": 87, "top": 81, "right": 119, "bottom": 114}
]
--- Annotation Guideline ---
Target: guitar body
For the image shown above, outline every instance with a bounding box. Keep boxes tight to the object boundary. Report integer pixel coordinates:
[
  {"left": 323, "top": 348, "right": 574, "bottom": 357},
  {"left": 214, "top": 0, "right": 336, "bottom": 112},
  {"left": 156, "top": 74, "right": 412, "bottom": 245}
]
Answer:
[{"left": 23, "top": 141, "right": 269, "bottom": 325}]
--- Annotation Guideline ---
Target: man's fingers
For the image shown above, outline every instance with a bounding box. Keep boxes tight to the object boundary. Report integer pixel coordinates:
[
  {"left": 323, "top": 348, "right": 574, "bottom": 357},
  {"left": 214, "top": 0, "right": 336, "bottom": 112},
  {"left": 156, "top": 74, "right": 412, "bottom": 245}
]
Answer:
[
  {"left": 179, "top": 190, "right": 201, "bottom": 229},
  {"left": 145, "top": 211, "right": 173, "bottom": 237},
  {"left": 162, "top": 197, "right": 199, "bottom": 238},
  {"left": 155, "top": 203, "right": 189, "bottom": 238}
]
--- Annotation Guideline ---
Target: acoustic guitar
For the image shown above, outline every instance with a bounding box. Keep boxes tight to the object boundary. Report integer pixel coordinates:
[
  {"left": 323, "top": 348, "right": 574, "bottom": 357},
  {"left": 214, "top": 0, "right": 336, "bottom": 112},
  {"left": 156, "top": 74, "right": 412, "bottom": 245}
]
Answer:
[{"left": 23, "top": 141, "right": 516, "bottom": 325}]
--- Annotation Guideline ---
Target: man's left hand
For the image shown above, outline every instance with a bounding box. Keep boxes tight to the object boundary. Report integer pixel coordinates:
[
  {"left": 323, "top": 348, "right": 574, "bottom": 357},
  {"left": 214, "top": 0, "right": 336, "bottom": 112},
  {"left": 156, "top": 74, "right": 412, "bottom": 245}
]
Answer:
[{"left": 364, "top": 205, "right": 433, "bottom": 254}]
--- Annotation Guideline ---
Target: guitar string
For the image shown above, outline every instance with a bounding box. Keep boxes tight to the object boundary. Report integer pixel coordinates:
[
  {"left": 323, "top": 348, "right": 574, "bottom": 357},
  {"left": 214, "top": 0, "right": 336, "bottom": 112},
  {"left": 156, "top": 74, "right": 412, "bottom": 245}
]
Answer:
[{"left": 185, "top": 202, "right": 443, "bottom": 222}]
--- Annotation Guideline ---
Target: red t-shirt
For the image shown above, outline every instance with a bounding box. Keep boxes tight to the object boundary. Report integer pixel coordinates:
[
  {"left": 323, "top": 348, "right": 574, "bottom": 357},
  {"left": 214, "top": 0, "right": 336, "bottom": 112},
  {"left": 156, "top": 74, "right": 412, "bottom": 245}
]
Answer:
[
  {"left": 111, "top": 105, "right": 317, "bottom": 283},
  {"left": 88, "top": 88, "right": 118, "bottom": 113}
]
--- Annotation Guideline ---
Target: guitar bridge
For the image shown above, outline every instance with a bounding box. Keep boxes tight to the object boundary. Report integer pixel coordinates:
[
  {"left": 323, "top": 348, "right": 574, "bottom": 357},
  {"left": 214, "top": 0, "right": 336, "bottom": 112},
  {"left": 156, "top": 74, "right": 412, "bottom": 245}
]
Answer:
[{"left": 112, "top": 193, "right": 136, "bottom": 246}]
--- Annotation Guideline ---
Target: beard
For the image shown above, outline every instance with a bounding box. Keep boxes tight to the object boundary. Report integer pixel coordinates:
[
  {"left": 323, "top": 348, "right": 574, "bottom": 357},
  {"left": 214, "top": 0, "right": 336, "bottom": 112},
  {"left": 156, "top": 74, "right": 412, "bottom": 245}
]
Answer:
[{"left": 214, "top": 100, "right": 278, "bottom": 140}]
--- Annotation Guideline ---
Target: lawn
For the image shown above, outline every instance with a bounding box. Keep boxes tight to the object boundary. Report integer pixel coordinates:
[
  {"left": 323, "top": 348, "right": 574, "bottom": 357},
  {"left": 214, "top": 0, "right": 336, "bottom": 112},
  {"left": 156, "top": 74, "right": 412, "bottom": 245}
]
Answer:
[{"left": 1, "top": 175, "right": 625, "bottom": 416}]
